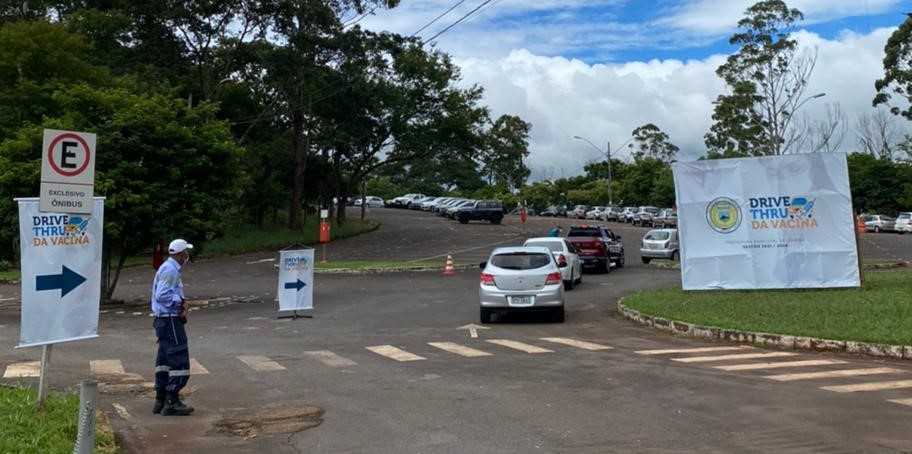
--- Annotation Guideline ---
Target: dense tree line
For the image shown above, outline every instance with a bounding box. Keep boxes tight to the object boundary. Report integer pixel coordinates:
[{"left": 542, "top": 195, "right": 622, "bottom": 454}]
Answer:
[{"left": 0, "top": 1, "right": 531, "bottom": 298}]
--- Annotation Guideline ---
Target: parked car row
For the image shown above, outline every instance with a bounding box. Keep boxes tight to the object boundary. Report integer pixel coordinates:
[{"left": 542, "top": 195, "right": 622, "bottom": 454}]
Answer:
[
  {"left": 863, "top": 212, "right": 912, "bottom": 234},
  {"left": 386, "top": 194, "right": 506, "bottom": 224}
]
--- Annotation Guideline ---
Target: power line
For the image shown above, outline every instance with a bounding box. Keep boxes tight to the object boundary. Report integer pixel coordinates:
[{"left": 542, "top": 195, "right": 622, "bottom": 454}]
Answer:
[
  {"left": 424, "top": 0, "right": 498, "bottom": 44},
  {"left": 413, "top": 0, "right": 468, "bottom": 36}
]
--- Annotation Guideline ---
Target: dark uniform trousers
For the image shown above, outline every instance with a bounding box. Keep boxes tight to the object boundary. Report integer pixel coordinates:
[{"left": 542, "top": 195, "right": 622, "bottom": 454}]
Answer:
[{"left": 153, "top": 316, "right": 190, "bottom": 397}]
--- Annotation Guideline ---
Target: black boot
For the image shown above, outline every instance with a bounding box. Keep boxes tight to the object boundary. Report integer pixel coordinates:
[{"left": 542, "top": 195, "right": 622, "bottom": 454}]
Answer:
[
  {"left": 153, "top": 392, "right": 166, "bottom": 415},
  {"left": 161, "top": 395, "right": 194, "bottom": 416}
]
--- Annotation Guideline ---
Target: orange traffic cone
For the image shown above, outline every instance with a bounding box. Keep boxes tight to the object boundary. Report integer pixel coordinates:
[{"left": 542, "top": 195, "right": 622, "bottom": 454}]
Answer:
[{"left": 443, "top": 255, "right": 456, "bottom": 276}]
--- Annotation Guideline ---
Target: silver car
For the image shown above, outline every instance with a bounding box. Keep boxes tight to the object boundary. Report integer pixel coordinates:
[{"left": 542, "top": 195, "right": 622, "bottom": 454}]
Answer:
[
  {"left": 523, "top": 237, "right": 583, "bottom": 290},
  {"left": 895, "top": 212, "right": 912, "bottom": 234},
  {"left": 640, "top": 229, "right": 679, "bottom": 264},
  {"left": 864, "top": 215, "right": 895, "bottom": 233},
  {"left": 479, "top": 246, "right": 566, "bottom": 323}
]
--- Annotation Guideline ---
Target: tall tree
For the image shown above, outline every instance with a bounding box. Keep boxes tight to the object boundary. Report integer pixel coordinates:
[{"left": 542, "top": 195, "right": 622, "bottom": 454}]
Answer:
[
  {"left": 630, "top": 123, "right": 679, "bottom": 163},
  {"left": 482, "top": 115, "right": 532, "bottom": 190},
  {"left": 856, "top": 108, "right": 900, "bottom": 160},
  {"left": 706, "top": 0, "right": 819, "bottom": 157},
  {"left": 874, "top": 14, "right": 912, "bottom": 120}
]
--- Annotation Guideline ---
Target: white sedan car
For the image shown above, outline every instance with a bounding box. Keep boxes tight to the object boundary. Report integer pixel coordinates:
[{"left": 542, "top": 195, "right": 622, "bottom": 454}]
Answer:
[
  {"left": 479, "top": 246, "right": 567, "bottom": 323},
  {"left": 523, "top": 237, "right": 583, "bottom": 290},
  {"left": 353, "top": 196, "right": 385, "bottom": 208}
]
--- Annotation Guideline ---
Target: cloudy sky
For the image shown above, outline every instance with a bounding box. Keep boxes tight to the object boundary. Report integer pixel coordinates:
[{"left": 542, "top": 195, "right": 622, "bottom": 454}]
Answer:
[{"left": 358, "top": 0, "right": 909, "bottom": 180}]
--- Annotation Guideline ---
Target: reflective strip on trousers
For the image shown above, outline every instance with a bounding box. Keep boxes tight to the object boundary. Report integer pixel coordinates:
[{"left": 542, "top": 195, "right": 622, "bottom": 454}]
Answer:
[
  {"left": 169, "top": 369, "right": 190, "bottom": 377},
  {"left": 155, "top": 366, "right": 171, "bottom": 373}
]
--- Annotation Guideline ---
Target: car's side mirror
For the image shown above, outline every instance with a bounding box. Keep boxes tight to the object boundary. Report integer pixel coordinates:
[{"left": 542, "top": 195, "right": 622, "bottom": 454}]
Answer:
[{"left": 479, "top": 261, "right": 487, "bottom": 270}]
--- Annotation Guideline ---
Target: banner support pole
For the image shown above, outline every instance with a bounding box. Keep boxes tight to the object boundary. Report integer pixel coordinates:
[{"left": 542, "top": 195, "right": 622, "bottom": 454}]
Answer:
[{"left": 36, "top": 343, "right": 52, "bottom": 408}]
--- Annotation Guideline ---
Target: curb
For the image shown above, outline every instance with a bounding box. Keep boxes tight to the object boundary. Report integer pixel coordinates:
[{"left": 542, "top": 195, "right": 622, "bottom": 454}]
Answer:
[
  {"left": 315, "top": 264, "right": 475, "bottom": 275},
  {"left": 617, "top": 298, "right": 912, "bottom": 361}
]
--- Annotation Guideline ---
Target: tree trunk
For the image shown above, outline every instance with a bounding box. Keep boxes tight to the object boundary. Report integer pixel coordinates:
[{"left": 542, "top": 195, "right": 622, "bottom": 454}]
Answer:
[
  {"left": 336, "top": 185, "right": 349, "bottom": 225},
  {"left": 288, "top": 109, "right": 307, "bottom": 229},
  {"left": 103, "top": 241, "right": 129, "bottom": 302},
  {"left": 360, "top": 179, "right": 367, "bottom": 221}
]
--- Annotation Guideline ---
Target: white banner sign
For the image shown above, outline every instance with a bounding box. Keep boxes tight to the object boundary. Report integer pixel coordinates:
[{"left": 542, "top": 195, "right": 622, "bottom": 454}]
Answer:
[
  {"left": 277, "top": 249, "right": 314, "bottom": 311},
  {"left": 673, "top": 154, "right": 860, "bottom": 290},
  {"left": 17, "top": 197, "right": 104, "bottom": 347}
]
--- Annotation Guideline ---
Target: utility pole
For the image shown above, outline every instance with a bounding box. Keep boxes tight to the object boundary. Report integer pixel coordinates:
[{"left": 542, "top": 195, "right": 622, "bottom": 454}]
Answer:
[{"left": 605, "top": 141, "right": 613, "bottom": 206}]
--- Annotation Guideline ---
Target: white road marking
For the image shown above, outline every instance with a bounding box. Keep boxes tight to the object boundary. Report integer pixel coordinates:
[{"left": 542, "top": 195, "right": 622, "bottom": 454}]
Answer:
[
  {"left": 115, "top": 311, "right": 125, "bottom": 314},
  {"left": 458, "top": 324, "right": 490, "bottom": 339},
  {"left": 486, "top": 339, "right": 553, "bottom": 354},
  {"left": 765, "top": 367, "right": 903, "bottom": 382},
  {"left": 190, "top": 358, "right": 209, "bottom": 375},
  {"left": 540, "top": 337, "right": 613, "bottom": 351},
  {"left": 132, "top": 312, "right": 142, "bottom": 316},
  {"left": 365, "top": 345, "right": 426, "bottom": 362},
  {"left": 112, "top": 402, "right": 131, "bottom": 420},
  {"left": 715, "top": 359, "right": 847, "bottom": 371},
  {"left": 428, "top": 342, "right": 492, "bottom": 357},
  {"left": 672, "top": 352, "right": 797, "bottom": 363},
  {"left": 91, "top": 360, "right": 126, "bottom": 375},
  {"left": 237, "top": 355, "right": 286, "bottom": 371},
  {"left": 3, "top": 361, "right": 40, "bottom": 378},
  {"left": 303, "top": 350, "right": 358, "bottom": 367},
  {"left": 636, "top": 346, "right": 752, "bottom": 355},
  {"left": 888, "top": 398, "right": 912, "bottom": 407},
  {"left": 821, "top": 380, "right": 912, "bottom": 393}
]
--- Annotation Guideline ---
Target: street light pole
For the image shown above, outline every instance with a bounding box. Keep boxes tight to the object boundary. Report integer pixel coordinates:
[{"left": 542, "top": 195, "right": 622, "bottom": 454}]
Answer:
[{"left": 573, "top": 135, "right": 615, "bottom": 206}]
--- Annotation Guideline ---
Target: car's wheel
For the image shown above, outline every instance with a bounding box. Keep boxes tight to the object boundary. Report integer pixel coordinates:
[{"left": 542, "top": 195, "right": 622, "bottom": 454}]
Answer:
[
  {"left": 575, "top": 266, "right": 583, "bottom": 284},
  {"left": 480, "top": 308, "right": 493, "bottom": 324},
  {"left": 875, "top": 226, "right": 881, "bottom": 233},
  {"left": 672, "top": 250, "right": 680, "bottom": 261},
  {"left": 642, "top": 257, "right": 652, "bottom": 264},
  {"left": 564, "top": 279, "right": 574, "bottom": 291},
  {"left": 551, "top": 307, "right": 565, "bottom": 323},
  {"left": 616, "top": 256, "right": 625, "bottom": 268},
  {"left": 602, "top": 259, "right": 612, "bottom": 274},
  {"left": 458, "top": 217, "right": 469, "bottom": 224},
  {"left": 491, "top": 217, "right": 502, "bottom": 225}
]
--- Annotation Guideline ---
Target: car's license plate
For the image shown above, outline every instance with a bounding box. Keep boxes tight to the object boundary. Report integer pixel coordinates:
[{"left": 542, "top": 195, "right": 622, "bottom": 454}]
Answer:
[{"left": 509, "top": 296, "right": 533, "bottom": 306}]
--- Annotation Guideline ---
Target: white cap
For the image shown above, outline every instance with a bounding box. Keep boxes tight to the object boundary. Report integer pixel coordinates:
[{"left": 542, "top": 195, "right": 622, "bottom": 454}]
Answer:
[{"left": 168, "top": 239, "right": 194, "bottom": 255}]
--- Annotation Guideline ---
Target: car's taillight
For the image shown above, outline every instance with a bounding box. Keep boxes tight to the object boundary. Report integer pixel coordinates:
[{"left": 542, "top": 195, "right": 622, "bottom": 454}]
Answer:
[
  {"left": 480, "top": 273, "right": 496, "bottom": 286},
  {"left": 557, "top": 254, "right": 567, "bottom": 266},
  {"left": 545, "top": 272, "right": 562, "bottom": 285}
]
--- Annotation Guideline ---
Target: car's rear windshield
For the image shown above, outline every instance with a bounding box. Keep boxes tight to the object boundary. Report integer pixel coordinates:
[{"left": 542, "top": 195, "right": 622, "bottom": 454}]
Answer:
[
  {"left": 525, "top": 241, "right": 562, "bottom": 252},
  {"left": 645, "top": 231, "right": 671, "bottom": 241},
  {"left": 491, "top": 252, "right": 551, "bottom": 270},
  {"left": 567, "top": 228, "right": 600, "bottom": 237}
]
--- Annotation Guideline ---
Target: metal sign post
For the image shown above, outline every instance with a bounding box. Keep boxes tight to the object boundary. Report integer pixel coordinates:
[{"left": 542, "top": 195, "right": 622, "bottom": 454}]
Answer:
[{"left": 36, "top": 344, "right": 52, "bottom": 408}]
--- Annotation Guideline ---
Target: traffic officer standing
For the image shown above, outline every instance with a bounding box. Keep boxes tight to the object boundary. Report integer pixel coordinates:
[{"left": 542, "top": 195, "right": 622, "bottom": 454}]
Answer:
[{"left": 151, "top": 239, "right": 195, "bottom": 416}]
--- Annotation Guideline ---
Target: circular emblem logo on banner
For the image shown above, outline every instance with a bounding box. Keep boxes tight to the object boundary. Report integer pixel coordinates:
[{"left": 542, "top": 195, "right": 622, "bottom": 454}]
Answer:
[{"left": 706, "top": 197, "right": 742, "bottom": 234}]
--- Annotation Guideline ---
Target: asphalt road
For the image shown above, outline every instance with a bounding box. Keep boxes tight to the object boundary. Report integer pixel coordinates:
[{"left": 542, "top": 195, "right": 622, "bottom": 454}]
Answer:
[{"left": 2, "top": 208, "right": 912, "bottom": 453}]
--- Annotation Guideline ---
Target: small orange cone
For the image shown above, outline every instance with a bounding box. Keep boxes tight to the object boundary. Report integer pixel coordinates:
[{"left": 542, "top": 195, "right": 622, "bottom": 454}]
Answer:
[{"left": 443, "top": 255, "right": 456, "bottom": 276}]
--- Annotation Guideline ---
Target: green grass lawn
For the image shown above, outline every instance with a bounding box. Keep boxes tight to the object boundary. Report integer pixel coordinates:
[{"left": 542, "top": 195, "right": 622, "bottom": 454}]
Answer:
[
  {"left": 0, "top": 386, "right": 117, "bottom": 454},
  {"left": 201, "top": 218, "right": 379, "bottom": 257},
  {"left": 624, "top": 270, "right": 912, "bottom": 346}
]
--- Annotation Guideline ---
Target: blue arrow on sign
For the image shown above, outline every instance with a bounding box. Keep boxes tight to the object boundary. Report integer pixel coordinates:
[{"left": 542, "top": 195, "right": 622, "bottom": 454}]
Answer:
[
  {"left": 36, "top": 266, "right": 86, "bottom": 297},
  {"left": 284, "top": 279, "right": 306, "bottom": 291}
]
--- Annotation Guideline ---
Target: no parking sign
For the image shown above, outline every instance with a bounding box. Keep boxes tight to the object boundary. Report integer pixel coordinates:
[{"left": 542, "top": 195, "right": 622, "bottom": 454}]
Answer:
[{"left": 40, "top": 129, "right": 96, "bottom": 214}]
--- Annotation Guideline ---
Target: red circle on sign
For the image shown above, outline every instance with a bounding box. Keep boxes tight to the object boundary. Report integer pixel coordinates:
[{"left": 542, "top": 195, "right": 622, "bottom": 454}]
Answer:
[{"left": 47, "top": 133, "right": 92, "bottom": 177}]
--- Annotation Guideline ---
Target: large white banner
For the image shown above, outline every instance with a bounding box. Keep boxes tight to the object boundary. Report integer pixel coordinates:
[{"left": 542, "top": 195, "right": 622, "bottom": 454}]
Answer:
[
  {"left": 673, "top": 154, "right": 860, "bottom": 290},
  {"left": 17, "top": 197, "right": 104, "bottom": 347},
  {"left": 277, "top": 249, "right": 314, "bottom": 312}
]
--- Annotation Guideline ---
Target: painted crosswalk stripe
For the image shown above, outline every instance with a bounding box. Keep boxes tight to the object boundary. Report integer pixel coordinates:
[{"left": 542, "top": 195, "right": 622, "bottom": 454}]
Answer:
[
  {"left": 672, "top": 352, "right": 797, "bottom": 363},
  {"left": 821, "top": 379, "right": 912, "bottom": 393},
  {"left": 189, "top": 358, "right": 209, "bottom": 375},
  {"left": 539, "top": 338, "right": 613, "bottom": 351},
  {"left": 91, "top": 360, "right": 126, "bottom": 375},
  {"left": 3, "top": 361, "right": 40, "bottom": 378},
  {"left": 428, "top": 342, "right": 492, "bottom": 358},
  {"left": 636, "top": 346, "right": 751, "bottom": 355},
  {"left": 715, "top": 359, "right": 847, "bottom": 371},
  {"left": 486, "top": 339, "right": 553, "bottom": 354},
  {"left": 237, "top": 355, "right": 286, "bottom": 371},
  {"left": 303, "top": 350, "right": 358, "bottom": 367},
  {"left": 765, "top": 367, "right": 902, "bottom": 382},
  {"left": 888, "top": 398, "right": 912, "bottom": 407},
  {"left": 365, "top": 345, "right": 426, "bottom": 362}
]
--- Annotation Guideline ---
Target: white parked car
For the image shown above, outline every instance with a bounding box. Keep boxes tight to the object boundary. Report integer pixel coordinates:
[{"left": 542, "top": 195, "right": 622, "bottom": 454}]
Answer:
[
  {"left": 586, "top": 206, "right": 605, "bottom": 220},
  {"left": 864, "top": 215, "right": 895, "bottom": 233},
  {"left": 523, "top": 237, "right": 583, "bottom": 290},
  {"left": 479, "top": 246, "right": 566, "bottom": 323},
  {"left": 640, "top": 229, "right": 680, "bottom": 264},
  {"left": 895, "top": 212, "right": 912, "bottom": 234},
  {"left": 601, "top": 207, "right": 621, "bottom": 221},
  {"left": 353, "top": 196, "right": 384, "bottom": 208}
]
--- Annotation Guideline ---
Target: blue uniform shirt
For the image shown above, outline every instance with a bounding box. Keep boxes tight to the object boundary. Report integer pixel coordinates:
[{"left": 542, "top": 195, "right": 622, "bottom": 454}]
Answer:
[{"left": 151, "top": 257, "right": 185, "bottom": 316}]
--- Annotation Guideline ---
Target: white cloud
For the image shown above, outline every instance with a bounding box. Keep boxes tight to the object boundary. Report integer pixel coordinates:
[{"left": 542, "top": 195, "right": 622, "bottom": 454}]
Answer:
[
  {"left": 663, "top": 0, "right": 901, "bottom": 35},
  {"left": 452, "top": 27, "right": 904, "bottom": 180}
]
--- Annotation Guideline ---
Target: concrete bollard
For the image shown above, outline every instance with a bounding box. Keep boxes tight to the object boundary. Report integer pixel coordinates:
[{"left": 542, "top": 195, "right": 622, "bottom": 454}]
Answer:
[{"left": 73, "top": 380, "right": 97, "bottom": 454}]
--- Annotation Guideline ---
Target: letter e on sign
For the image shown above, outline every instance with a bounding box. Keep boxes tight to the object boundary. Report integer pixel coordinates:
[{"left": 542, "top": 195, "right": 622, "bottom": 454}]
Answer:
[{"left": 40, "top": 129, "right": 96, "bottom": 214}]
